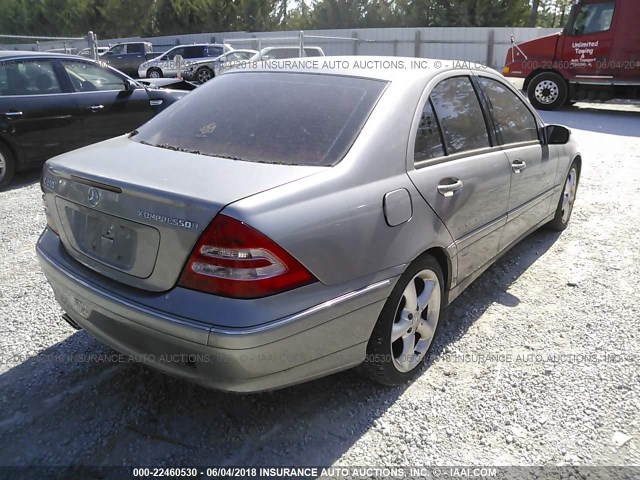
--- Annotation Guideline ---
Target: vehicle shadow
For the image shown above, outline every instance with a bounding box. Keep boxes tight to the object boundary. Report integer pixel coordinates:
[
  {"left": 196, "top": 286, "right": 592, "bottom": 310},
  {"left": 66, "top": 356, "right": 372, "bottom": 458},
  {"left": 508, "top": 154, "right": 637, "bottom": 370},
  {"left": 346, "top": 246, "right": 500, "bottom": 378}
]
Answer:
[
  {"left": 3, "top": 169, "right": 41, "bottom": 192},
  {"left": 539, "top": 104, "right": 640, "bottom": 137},
  {"left": 0, "top": 228, "right": 561, "bottom": 472}
]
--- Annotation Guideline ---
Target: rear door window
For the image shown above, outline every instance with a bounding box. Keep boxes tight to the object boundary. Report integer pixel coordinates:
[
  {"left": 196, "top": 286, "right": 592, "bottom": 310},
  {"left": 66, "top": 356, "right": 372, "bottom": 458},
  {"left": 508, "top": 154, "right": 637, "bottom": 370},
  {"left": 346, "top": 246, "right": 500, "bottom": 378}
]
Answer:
[
  {"left": 183, "top": 46, "right": 205, "bottom": 58},
  {"left": 127, "top": 43, "right": 145, "bottom": 54},
  {"left": 414, "top": 99, "right": 445, "bottom": 162},
  {"left": 429, "top": 76, "right": 490, "bottom": 155},
  {"left": 206, "top": 46, "right": 224, "bottom": 57},
  {"left": 0, "top": 60, "right": 62, "bottom": 96},
  {"left": 132, "top": 72, "right": 387, "bottom": 166}
]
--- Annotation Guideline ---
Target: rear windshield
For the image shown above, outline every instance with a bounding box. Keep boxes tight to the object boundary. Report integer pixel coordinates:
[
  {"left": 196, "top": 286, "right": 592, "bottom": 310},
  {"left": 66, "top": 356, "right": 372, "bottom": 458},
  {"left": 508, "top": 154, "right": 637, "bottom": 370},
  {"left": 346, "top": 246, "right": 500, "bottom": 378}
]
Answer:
[{"left": 132, "top": 72, "right": 387, "bottom": 166}]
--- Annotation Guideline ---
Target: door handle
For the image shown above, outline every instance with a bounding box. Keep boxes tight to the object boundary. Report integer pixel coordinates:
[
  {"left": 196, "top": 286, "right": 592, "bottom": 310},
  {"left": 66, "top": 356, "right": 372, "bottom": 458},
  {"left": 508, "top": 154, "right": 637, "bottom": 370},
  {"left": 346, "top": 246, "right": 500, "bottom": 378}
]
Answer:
[
  {"left": 511, "top": 159, "right": 527, "bottom": 174},
  {"left": 437, "top": 179, "right": 464, "bottom": 197},
  {"left": 87, "top": 105, "right": 104, "bottom": 113},
  {"left": 4, "top": 111, "right": 23, "bottom": 119}
]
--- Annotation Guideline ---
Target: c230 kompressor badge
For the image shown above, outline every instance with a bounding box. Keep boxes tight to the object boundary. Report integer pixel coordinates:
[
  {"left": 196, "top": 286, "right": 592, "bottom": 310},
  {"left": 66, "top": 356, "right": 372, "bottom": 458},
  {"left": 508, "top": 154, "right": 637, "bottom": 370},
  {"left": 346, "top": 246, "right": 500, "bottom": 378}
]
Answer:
[{"left": 137, "top": 210, "right": 200, "bottom": 230}]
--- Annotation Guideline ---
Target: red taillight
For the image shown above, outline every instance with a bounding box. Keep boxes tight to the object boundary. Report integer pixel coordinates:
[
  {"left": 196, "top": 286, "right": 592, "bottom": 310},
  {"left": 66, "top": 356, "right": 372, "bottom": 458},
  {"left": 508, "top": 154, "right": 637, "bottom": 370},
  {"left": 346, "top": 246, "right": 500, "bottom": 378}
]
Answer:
[{"left": 178, "top": 214, "right": 316, "bottom": 299}]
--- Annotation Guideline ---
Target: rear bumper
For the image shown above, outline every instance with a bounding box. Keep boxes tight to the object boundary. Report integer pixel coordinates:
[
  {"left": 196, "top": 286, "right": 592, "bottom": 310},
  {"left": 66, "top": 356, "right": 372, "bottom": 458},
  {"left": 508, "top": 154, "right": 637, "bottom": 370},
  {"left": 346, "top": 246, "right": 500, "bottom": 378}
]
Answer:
[{"left": 36, "top": 228, "right": 394, "bottom": 392}]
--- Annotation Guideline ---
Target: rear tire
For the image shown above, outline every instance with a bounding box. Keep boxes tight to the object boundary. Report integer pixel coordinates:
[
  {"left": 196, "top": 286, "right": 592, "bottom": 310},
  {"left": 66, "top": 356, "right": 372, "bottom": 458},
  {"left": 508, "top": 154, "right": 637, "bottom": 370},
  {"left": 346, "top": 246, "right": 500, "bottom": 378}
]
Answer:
[
  {"left": 196, "top": 67, "right": 214, "bottom": 83},
  {"left": 548, "top": 161, "right": 580, "bottom": 231},
  {"left": 361, "top": 255, "right": 444, "bottom": 386},
  {"left": 0, "top": 142, "right": 16, "bottom": 190},
  {"left": 527, "top": 72, "right": 568, "bottom": 111}
]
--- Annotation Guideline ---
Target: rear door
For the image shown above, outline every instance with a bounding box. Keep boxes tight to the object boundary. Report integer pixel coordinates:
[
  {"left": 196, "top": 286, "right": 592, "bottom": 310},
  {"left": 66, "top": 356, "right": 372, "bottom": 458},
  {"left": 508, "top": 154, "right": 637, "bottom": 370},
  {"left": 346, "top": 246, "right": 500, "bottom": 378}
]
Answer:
[
  {"left": 60, "top": 60, "right": 154, "bottom": 147},
  {"left": 407, "top": 75, "right": 512, "bottom": 283},
  {"left": 0, "top": 58, "right": 83, "bottom": 165},
  {"left": 125, "top": 43, "right": 147, "bottom": 74},
  {"left": 476, "top": 76, "right": 557, "bottom": 249}
]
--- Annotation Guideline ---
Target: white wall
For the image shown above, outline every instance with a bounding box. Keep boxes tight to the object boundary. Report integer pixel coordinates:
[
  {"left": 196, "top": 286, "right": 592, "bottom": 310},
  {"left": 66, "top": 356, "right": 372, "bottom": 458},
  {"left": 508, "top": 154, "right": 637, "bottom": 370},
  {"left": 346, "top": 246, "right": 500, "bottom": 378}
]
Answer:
[{"left": 1, "top": 27, "right": 559, "bottom": 68}]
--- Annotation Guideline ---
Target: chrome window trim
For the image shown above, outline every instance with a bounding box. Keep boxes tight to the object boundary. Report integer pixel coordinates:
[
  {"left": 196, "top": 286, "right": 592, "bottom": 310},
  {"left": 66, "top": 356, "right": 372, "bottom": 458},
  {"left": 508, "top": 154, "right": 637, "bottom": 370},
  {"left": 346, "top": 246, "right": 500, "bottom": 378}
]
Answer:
[
  {"left": 414, "top": 145, "right": 503, "bottom": 169},
  {"left": 499, "top": 140, "right": 542, "bottom": 151},
  {"left": 0, "top": 89, "right": 130, "bottom": 98}
]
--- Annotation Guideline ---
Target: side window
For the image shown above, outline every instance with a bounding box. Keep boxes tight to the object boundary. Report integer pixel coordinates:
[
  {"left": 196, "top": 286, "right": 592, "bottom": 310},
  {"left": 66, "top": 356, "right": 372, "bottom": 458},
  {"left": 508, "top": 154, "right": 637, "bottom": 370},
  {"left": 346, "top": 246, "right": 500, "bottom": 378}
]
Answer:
[
  {"left": 183, "top": 46, "right": 204, "bottom": 58},
  {"left": 478, "top": 77, "right": 539, "bottom": 145},
  {"left": 304, "top": 48, "right": 322, "bottom": 57},
  {"left": 109, "top": 45, "right": 125, "bottom": 55},
  {"left": 127, "top": 43, "right": 145, "bottom": 54},
  {"left": 165, "top": 48, "right": 183, "bottom": 60},
  {"left": 430, "top": 76, "right": 490, "bottom": 155},
  {"left": 570, "top": 1, "right": 615, "bottom": 35},
  {"left": 63, "top": 61, "right": 126, "bottom": 92},
  {"left": 206, "top": 46, "right": 224, "bottom": 57},
  {"left": 414, "top": 99, "right": 445, "bottom": 162},
  {"left": 0, "top": 60, "right": 62, "bottom": 96}
]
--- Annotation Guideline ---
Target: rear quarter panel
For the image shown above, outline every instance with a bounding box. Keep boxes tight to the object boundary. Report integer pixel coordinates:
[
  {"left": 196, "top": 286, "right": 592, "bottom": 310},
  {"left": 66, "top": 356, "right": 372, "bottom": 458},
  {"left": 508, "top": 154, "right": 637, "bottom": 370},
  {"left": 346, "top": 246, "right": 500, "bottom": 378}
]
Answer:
[{"left": 224, "top": 77, "right": 456, "bottom": 286}]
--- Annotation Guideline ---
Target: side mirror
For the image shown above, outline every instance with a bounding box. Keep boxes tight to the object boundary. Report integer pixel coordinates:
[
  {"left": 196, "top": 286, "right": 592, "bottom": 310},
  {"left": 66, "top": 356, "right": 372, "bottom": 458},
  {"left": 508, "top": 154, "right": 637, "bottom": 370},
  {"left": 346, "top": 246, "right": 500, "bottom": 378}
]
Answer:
[
  {"left": 103, "top": 51, "right": 113, "bottom": 56},
  {"left": 545, "top": 125, "right": 571, "bottom": 145},
  {"left": 124, "top": 79, "right": 137, "bottom": 92}
]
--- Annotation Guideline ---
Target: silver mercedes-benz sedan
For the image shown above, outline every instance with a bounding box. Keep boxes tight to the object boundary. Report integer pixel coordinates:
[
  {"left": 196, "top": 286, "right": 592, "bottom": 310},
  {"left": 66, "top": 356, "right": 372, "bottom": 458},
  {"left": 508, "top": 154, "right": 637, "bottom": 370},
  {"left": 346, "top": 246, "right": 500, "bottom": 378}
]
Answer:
[{"left": 37, "top": 57, "right": 581, "bottom": 392}]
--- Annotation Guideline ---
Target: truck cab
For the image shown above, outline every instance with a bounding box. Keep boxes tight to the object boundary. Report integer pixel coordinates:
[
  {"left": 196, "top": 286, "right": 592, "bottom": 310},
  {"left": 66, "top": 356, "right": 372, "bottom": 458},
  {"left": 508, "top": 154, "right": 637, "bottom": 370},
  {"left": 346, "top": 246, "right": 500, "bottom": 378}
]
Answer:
[
  {"left": 504, "top": 0, "right": 640, "bottom": 110},
  {"left": 102, "top": 42, "right": 154, "bottom": 77}
]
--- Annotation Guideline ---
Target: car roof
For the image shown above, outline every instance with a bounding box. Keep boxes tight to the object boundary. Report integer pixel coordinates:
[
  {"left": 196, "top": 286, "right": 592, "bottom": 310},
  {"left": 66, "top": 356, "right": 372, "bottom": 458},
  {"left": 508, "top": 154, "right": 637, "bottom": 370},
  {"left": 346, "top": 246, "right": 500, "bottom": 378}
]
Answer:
[
  {"left": 167, "top": 43, "right": 223, "bottom": 49},
  {"left": 227, "top": 55, "right": 500, "bottom": 83},
  {"left": 261, "top": 46, "right": 322, "bottom": 52},
  {"left": 0, "top": 50, "right": 84, "bottom": 61}
]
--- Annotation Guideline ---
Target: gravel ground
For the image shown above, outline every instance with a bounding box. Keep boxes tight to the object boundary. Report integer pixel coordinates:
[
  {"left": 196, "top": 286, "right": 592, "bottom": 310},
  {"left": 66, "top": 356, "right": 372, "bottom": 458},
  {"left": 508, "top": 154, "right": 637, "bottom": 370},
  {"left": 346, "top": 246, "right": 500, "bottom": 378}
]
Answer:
[{"left": 0, "top": 104, "right": 639, "bottom": 472}]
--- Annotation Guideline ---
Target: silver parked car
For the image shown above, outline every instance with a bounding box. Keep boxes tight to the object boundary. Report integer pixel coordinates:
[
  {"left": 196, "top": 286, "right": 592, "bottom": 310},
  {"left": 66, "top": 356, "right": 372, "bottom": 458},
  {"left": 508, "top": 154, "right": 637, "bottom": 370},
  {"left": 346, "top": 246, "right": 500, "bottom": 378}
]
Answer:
[
  {"left": 137, "top": 44, "right": 228, "bottom": 79},
  {"left": 182, "top": 49, "right": 258, "bottom": 83},
  {"left": 37, "top": 57, "right": 581, "bottom": 392}
]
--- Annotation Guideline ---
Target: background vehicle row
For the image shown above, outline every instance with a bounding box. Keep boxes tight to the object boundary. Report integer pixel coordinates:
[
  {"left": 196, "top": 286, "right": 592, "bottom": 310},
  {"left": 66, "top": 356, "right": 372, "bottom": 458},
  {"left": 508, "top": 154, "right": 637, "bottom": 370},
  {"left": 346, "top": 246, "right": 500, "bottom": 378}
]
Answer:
[{"left": 0, "top": 52, "right": 188, "bottom": 188}]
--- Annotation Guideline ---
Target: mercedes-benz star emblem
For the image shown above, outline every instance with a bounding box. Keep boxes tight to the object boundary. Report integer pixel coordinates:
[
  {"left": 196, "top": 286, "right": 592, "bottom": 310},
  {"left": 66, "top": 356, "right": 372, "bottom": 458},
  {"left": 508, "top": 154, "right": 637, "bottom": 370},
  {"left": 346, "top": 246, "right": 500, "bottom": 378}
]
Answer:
[{"left": 87, "top": 187, "right": 100, "bottom": 208}]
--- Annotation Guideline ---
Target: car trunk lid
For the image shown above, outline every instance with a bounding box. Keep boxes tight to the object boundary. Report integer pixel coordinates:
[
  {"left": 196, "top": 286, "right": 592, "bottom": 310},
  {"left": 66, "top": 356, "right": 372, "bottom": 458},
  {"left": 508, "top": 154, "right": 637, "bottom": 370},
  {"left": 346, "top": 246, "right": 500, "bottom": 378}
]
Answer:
[{"left": 43, "top": 136, "right": 323, "bottom": 292}]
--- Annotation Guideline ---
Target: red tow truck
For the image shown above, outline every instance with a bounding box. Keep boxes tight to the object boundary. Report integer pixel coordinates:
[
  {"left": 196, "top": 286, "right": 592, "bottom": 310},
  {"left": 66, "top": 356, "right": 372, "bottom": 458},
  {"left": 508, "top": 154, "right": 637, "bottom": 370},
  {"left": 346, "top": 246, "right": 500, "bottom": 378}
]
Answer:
[{"left": 503, "top": 0, "right": 640, "bottom": 110}]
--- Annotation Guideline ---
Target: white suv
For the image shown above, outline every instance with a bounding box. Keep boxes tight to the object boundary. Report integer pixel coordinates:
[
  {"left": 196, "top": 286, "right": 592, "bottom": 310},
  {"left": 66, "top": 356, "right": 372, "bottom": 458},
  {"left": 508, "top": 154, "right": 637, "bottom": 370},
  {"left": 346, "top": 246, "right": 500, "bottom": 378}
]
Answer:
[{"left": 138, "top": 44, "right": 231, "bottom": 79}]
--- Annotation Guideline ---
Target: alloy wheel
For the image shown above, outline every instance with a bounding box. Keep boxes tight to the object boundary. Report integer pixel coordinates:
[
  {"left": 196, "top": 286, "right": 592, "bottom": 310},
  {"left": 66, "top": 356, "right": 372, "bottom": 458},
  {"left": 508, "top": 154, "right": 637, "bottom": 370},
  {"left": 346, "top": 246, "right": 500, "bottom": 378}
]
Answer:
[
  {"left": 391, "top": 269, "right": 441, "bottom": 373},
  {"left": 197, "top": 68, "right": 212, "bottom": 83},
  {"left": 0, "top": 151, "right": 6, "bottom": 182},
  {"left": 561, "top": 167, "right": 578, "bottom": 223}
]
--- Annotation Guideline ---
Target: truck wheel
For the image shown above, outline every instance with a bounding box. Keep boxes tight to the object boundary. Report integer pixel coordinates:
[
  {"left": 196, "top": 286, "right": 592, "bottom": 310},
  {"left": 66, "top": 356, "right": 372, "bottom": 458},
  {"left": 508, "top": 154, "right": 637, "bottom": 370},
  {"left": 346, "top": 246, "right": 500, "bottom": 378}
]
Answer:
[
  {"left": 147, "top": 68, "right": 163, "bottom": 79},
  {"left": 527, "top": 72, "right": 568, "bottom": 111},
  {"left": 0, "top": 142, "right": 16, "bottom": 190},
  {"left": 196, "top": 67, "right": 214, "bottom": 83},
  {"left": 361, "top": 254, "right": 444, "bottom": 386}
]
